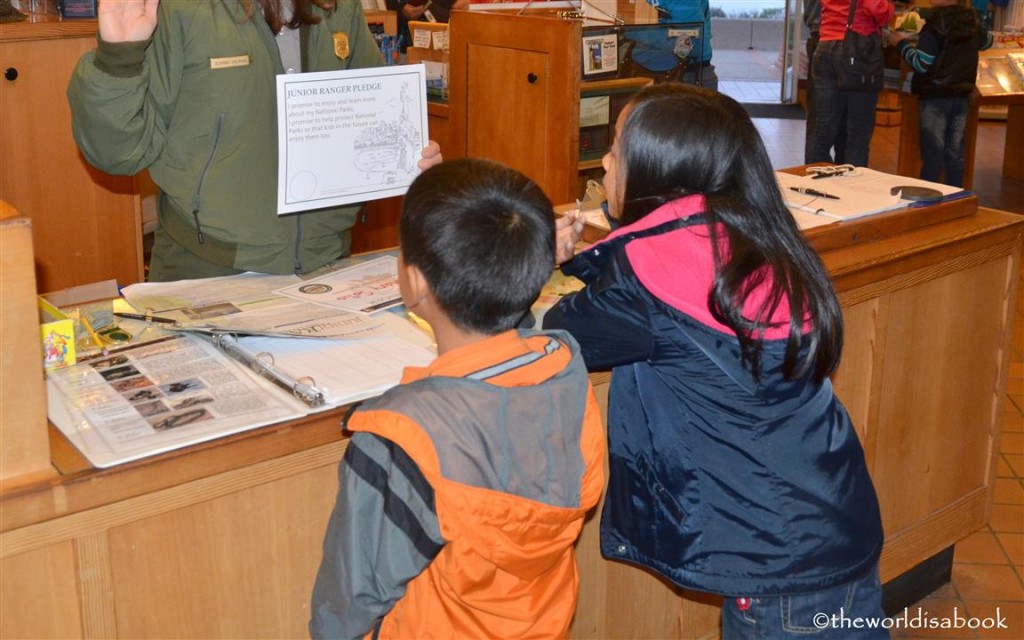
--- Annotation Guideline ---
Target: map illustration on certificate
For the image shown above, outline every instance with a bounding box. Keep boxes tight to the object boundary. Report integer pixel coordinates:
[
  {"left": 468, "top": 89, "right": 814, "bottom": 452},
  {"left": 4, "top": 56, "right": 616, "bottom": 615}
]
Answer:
[{"left": 276, "top": 65, "right": 429, "bottom": 214}]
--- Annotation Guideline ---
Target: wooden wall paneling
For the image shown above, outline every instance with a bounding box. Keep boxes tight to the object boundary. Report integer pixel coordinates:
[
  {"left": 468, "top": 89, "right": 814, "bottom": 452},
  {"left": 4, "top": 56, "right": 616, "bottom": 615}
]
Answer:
[
  {"left": 864, "top": 252, "right": 1015, "bottom": 577},
  {"left": 107, "top": 465, "right": 337, "bottom": 638},
  {"left": 0, "top": 442, "right": 344, "bottom": 559},
  {"left": 74, "top": 531, "right": 118, "bottom": 638},
  {"left": 832, "top": 297, "right": 888, "bottom": 460},
  {"left": 426, "top": 102, "right": 451, "bottom": 158},
  {"left": 350, "top": 196, "right": 402, "bottom": 255},
  {"left": 0, "top": 35, "right": 142, "bottom": 292},
  {"left": 880, "top": 490, "right": 989, "bottom": 582},
  {"left": 871, "top": 254, "right": 1010, "bottom": 537},
  {"left": 570, "top": 376, "right": 609, "bottom": 639},
  {"left": 0, "top": 542, "right": 83, "bottom": 639}
]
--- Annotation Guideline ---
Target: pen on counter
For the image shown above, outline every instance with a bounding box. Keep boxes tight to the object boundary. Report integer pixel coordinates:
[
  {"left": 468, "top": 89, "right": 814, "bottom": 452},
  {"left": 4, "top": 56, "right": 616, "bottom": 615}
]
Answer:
[
  {"left": 114, "top": 312, "right": 179, "bottom": 325},
  {"left": 80, "top": 317, "right": 108, "bottom": 355},
  {"left": 789, "top": 186, "right": 840, "bottom": 200},
  {"left": 809, "top": 164, "right": 854, "bottom": 179}
]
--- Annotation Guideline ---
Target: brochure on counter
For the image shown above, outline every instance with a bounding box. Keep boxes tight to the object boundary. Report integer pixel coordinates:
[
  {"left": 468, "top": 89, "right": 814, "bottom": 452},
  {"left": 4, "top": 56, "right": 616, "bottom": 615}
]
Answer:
[{"left": 120, "top": 255, "right": 408, "bottom": 338}]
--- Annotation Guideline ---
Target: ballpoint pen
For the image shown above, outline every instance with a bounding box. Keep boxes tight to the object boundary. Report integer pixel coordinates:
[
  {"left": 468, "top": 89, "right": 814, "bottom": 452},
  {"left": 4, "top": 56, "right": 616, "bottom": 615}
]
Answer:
[
  {"left": 114, "top": 312, "right": 179, "bottom": 325},
  {"left": 789, "top": 186, "right": 840, "bottom": 200},
  {"left": 80, "top": 316, "right": 109, "bottom": 355}
]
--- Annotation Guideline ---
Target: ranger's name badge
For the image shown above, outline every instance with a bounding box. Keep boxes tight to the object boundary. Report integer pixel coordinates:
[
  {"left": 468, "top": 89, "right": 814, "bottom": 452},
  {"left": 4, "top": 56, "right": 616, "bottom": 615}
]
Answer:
[{"left": 210, "top": 55, "right": 251, "bottom": 70}]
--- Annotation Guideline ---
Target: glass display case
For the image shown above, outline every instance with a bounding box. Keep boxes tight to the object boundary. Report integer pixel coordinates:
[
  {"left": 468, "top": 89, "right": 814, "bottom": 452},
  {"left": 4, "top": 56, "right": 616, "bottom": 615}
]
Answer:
[{"left": 976, "top": 51, "right": 1024, "bottom": 99}]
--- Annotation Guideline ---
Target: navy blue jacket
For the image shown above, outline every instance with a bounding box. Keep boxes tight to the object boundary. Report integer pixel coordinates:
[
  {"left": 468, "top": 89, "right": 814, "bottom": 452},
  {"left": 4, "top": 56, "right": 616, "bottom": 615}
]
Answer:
[
  {"left": 543, "top": 196, "right": 883, "bottom": 596},
  {"left": 898, "top": 5, "right": 992, "bottom": 99}
]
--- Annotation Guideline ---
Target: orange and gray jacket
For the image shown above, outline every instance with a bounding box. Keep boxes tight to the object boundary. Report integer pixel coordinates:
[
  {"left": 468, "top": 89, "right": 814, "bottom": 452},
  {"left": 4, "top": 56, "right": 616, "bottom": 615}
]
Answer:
[{"left": 310, "top": 330, "right": 605, "bottom": 639}]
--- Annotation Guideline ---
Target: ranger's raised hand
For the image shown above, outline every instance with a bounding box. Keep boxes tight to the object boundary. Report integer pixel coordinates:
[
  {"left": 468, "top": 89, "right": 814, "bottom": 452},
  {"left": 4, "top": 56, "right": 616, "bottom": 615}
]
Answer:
[{"left": 99, "top": 0, "right": 160, "bottom": 43}]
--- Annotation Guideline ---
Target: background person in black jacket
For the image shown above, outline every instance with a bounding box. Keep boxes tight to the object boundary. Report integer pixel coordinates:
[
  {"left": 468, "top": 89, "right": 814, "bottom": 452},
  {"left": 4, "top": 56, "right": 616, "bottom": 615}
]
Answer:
[{"left": 889, "top": 0, "right": 993, "bottom": 186}]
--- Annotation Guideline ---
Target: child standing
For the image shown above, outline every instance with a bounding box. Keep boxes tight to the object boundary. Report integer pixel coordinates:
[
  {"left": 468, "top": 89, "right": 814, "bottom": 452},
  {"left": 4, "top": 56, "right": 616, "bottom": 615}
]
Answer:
[
  {"left": 889, "top": 0, "right": 993, "bottom": 187},
  {"left": 310, "top": 159, "right": 605, "bottom": 639},
  {"left": 544, "top": 84, "right": 886, "bottom": 639}
]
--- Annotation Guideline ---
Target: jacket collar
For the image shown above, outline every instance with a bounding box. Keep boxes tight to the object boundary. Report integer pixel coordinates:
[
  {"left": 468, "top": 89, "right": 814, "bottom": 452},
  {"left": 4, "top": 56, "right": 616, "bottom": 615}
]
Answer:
[{"left": 598, "top": 194, "right": 707, "bottom": 249}]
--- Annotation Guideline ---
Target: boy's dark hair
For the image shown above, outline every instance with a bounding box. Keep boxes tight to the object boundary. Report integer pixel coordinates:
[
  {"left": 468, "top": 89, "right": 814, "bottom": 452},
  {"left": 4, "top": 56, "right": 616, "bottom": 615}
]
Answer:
[{"left": 400, "top": 158, "right": 555, "bottom": 335}]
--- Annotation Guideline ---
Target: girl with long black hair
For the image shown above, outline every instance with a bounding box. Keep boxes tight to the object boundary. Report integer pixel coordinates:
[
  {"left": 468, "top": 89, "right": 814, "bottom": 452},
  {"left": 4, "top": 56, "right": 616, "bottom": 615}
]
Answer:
[{"left": 545, "top": 84, "right": 887, "bottom": 639}]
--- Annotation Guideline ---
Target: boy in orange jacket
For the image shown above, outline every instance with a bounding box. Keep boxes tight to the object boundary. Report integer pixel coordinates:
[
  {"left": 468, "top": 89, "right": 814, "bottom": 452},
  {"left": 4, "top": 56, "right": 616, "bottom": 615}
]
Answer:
[{"left": 310, "top": 158, "right": 605, "bottom": 639}]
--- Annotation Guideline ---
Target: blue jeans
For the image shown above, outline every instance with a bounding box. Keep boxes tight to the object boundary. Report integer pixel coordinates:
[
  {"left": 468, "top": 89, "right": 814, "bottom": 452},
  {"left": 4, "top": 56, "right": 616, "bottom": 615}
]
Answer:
[
  {"left": 721, "top": 566, "right": 889, "bottom": 639},
  {"left": 807, "top": 40, "right": 880, "bottom": 168},
  {"left": 919, "top": 96, "right": 969, "bottom": 187}
]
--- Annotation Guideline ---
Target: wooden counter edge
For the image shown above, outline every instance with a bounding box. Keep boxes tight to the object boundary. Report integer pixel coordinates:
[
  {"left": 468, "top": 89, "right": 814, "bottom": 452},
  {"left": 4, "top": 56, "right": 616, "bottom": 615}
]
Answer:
[
  {"left": 823, "top": 207, "right": 1024, "bottom": 294},
  {"left": 3, "top": 211, "right": 1019, "bottom": 533}
]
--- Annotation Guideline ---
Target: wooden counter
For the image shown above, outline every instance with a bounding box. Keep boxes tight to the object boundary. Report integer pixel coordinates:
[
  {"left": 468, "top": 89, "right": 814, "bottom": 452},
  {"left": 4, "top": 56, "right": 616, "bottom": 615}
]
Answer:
[{"left": 1, "top": 203, "right": 1021, "bottom": 638}]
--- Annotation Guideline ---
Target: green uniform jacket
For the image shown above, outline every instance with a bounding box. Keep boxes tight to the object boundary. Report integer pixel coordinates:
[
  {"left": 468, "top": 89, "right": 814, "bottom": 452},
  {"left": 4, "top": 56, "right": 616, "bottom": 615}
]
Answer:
[{"left": 67, "top": 0, "right": 383, "bottom": 275}]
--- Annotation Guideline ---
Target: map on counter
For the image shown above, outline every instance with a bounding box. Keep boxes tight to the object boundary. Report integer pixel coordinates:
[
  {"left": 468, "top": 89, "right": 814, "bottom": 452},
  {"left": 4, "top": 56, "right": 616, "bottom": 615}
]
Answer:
[{"left": 276, "top": 65, "right": 429, "bottom": 214}]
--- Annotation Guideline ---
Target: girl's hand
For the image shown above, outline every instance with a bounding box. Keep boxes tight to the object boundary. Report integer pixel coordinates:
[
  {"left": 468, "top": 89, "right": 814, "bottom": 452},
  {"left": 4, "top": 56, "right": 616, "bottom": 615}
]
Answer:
[
  {"left": 99, "top": 0, "right": 160, "bottom": 43},
  {"left": 555, "top": 211, "right": 585, "bottom": 265}
]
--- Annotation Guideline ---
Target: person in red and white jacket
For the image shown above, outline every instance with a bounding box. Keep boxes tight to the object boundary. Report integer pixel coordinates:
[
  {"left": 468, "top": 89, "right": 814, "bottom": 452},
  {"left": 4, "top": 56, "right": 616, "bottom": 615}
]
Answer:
[{"left": 807, "top": 0, "right": 894, "bottom": 168}]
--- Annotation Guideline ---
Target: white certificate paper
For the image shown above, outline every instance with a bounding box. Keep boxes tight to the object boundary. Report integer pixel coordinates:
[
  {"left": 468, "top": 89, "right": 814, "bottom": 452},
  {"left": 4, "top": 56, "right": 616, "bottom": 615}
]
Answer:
[{"left": 276, "top": 65, "right": 429, "bottom": 214}]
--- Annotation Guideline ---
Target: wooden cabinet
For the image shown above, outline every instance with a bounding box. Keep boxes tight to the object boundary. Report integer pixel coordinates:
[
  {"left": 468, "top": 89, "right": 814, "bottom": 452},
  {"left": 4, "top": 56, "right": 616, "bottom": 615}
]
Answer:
[
  {"left": 0, "top": 19, "right": 143, "bottom": 292},
  {"left": 448, "top": 12, "right": 581, "bottom": 205},
  {"left": 442, "top": 10, "right": 694, "bottom": 205}
]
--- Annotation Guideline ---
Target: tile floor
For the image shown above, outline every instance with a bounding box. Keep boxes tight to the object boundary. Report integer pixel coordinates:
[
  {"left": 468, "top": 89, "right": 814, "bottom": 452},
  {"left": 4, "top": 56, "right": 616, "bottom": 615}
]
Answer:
[
  {"left": 720, "top": 79, "right": 782, "bottom": 103},
  {"left": 749, "top": 108, "right": 1024, "bottom": 638}
]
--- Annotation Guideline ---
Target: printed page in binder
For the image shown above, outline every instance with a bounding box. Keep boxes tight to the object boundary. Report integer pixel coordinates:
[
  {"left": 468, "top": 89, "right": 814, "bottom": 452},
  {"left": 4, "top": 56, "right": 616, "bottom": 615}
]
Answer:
[
  {"left": 46, "top": 333, "right": 308, "bottom": 468},
  {"left": 46, "top": 312, "right": 437, "bottom": 468}
]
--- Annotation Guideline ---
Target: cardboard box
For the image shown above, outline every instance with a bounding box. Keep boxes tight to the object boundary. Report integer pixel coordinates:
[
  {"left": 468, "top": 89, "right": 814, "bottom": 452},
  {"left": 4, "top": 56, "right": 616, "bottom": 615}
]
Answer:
[{"left": 38, "top": 279, "right": 122, "bottom": 368}]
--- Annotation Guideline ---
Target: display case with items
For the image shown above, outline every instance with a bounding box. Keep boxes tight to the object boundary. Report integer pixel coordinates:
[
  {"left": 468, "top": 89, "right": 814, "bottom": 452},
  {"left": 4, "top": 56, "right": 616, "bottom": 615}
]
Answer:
[
  {"left": 405, "top": 20, "right": 449, "bottom": 102},
  {"left": 577, "top": 21, "right": 702, "bottom": 165},
  {"left": 990, "top": 29, "right": 1024, "bottom": 49},
  {"left": 580, "top": 21, "right": 704, "bottom": 85}
]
